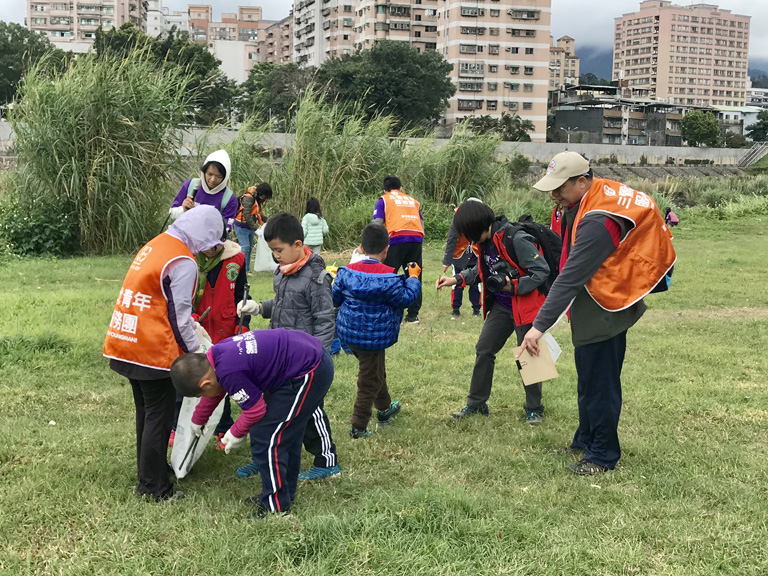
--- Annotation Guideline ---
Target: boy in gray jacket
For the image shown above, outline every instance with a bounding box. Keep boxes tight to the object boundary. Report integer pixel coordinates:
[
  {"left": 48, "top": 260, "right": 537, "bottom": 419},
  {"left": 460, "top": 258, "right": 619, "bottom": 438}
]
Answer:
[{"left": 237, "top": 213, "right": 339, "bottom": 480}]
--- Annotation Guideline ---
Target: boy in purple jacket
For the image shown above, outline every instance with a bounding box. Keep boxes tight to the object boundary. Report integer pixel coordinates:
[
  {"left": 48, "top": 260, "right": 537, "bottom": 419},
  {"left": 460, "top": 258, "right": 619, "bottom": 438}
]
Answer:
[{"left": 170, "top": 328, "right": 333, "bottom": 516}]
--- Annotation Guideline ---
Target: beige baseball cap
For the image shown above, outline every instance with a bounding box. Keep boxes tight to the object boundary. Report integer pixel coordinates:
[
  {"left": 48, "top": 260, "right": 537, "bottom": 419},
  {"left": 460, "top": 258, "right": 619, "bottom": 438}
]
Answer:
[{"left": 533, "top": 152, "right": 590, "bottom": 192}]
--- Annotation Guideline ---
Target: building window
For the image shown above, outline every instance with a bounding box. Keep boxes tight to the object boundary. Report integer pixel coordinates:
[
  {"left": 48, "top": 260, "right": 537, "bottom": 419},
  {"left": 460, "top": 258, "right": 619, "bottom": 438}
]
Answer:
[
  {"left": 343, "top": 18, "right": 353, "bottom": 26},
  {"left": 504, "top": 82, "right": 519, "bottom": 91},
  {"left": 490, "top": 9, "right": 500, "bottom": 17},
  {"left": 459, "top": 62, "right": 485, "bottom": 77},
  {"left": 523, "top": 102, "right": 532, "bottom": 110},
  {"left": 487, "top": 82, "right": 498, "bottom": 91},
  {"left": 489, "top": 27, "right": 499, "bottom": 36},
  {"left": 390, "top": 21, "right": 410, "bottom": 30},
  {"left": 461, "top": 27, "right": 485, "bottom": 35},
  {"left": 461, "top": 7, "right": 485, "bottom": 17},
  {"left": 489, "top": 45, "right": 499, "bottom": 55},
  {"left": 524, "top": 66, "right": 534, "bottom": 75},
  {"left": 489, "top": 65, "right": 498, "bottom": 73},
  {"left": 459, "top": 81, "right": 484, "bottom": 92},
  {"left": 458, "top": 99, "right": 483, "bottom": 110},
  {"left": 525, "top": 47, "right": 534, "bottom": 55},
  {"left": 506, "top": 65, "right": 520, "bottom": 74},
  {"left": 31, "top": 18, "right": 46, "bottom": 25},
  {"left": 524, "top": 83, "right": 533, "bottom": 92},
  {"left": 509, "top": 47, "right": 519, "bottom": 54},
  {"left": 32, "top": 4, "right": 48, "bottom": 11},
  {"left": 487, "top": 100, "right": 497, "bottom": 111}
]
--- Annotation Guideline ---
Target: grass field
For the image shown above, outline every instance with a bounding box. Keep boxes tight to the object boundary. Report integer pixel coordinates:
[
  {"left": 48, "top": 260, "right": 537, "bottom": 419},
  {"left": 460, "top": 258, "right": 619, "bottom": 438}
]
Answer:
[{"left": 1, "top": 215, "right": 767, "bottom": 575}]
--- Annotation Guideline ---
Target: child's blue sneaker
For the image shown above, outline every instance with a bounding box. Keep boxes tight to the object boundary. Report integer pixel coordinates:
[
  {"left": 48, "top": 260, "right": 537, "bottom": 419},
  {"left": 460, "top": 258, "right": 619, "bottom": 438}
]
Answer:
[
  {"left": 298, "top": 464, "right": 340, "bottom": 481},
  {"left": 236, "top": 461, "right": 260, "bottom": 478},
  {"left": 376, "top": 400, "right": 402, "bottom": 425}
]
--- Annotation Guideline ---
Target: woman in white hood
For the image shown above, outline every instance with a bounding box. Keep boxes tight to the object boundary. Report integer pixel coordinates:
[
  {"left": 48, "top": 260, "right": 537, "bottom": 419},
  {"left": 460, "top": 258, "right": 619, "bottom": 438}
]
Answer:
[
  {"left": 168, "top": 149, "right": 238, "bottom": 231},
  {"left": 104, "top": 205, "right": 226, "bottom": 502}
]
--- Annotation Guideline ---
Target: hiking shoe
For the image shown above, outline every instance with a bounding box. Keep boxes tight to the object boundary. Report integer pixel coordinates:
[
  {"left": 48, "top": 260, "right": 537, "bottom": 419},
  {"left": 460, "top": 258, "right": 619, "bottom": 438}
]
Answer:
[
  {"left": 450, "top": 403, "right": 490, "bottom": 419},
  {"left": 377, "top": 400, "right": 402, "bottom": 425},
  {"left": 526, "top": 410, "right": 544, "bottom": 427},
  {"left": 299, "top": 464, "right": 340, "bottom": 481},
  {"left": 215, "top": 432, "right": 226, "bottom": 451},
  {"left": 472, "top": 308, "right": 482, "bottom": 318},
  {"left": 568, "top": 459, "right": 607, "bottom": 476},
  {"left": 168, "top": 430, "right": 175, "bottom": 448},
  {"left": 451, "top": 309, "right": 461, "bottom": 320},
  {"left": 405, "top": 315, "right": 419, "bottom": 324},
  {"left": 349, "top": 427, "right": 372, "bottom": 439},
  {"left": 236, "top": 461, "right": 260, "bottom": 478}
]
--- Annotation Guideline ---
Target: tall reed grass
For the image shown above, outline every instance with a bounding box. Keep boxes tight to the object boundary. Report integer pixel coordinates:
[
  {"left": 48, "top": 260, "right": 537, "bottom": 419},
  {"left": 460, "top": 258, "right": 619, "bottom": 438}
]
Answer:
[{"left": 4, "top": 49, "right": 193, "bottom": 254}]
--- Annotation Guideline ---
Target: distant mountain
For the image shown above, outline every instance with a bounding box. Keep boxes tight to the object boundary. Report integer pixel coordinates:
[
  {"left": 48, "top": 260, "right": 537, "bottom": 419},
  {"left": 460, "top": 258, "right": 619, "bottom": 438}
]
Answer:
[
  {"left": 749, "top": 57, "right": 768, "bottom": 87},
  {"left": 576, "top": 46, "right": 614, "bottom": 80}
]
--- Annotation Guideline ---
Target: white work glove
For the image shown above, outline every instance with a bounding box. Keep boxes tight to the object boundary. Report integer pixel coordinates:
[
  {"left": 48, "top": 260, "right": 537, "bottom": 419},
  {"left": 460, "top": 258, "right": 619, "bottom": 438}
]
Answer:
[
  {"left": 221, "top": 429, "right": 247, "bottom": 454},
  {"left": 193, "top": 321, "right": 213, "bottom": 353},
  {"left": 237, "top": 299, "right": 261, "bottom": 317},
  {"left": 190, "top": 422, "right": 205, "bottom": 438}
]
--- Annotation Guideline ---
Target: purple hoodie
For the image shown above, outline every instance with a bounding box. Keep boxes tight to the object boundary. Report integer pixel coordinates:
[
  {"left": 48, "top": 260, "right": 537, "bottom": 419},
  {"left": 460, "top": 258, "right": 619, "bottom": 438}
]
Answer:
[{"left": 210, "top": 329, "right": 323, "bottom": 411}]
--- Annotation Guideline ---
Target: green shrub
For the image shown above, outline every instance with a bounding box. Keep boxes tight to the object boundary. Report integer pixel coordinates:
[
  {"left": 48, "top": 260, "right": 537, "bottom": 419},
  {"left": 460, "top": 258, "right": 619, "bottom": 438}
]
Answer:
[
  {"left": 6, "top": 49, "right": 193, "bottom": 255},
  {"left": 0, "top": 193, "right": 79, "bottom": 256},
  {"left": 505, "top": 153, "right": 532, "bottom": 181}
]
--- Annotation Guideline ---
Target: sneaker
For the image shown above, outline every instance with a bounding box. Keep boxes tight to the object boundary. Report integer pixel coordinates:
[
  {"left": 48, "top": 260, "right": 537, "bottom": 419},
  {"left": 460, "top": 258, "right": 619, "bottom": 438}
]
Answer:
[
  {"left": 154, "top": 490, "right": 184, "bottom": 502},
  {"left": 568, "top": 459, "right": 607, "bottom": 476},
  {"left": 168, "top": 430, "right": 175, "bottom": 448},
  {"left": 349, "top": 427, "right": 372, "bottom": 439},
  {"left": 450, "top": 403, "right": 490, "bottom": 419},
  {"left": 405, "top": 315, "right": 419, "bottom": 324},
  {"left": 299, "top": 464, "right": 341, "bottom": 481},
  {"left": 451, "top": 309, "right": 461, "bottom": 320},
  {"left": 236, "top": 461, "right": 260, "bottom": 478},
  {"left": 472, "top": 308, "right": 482, "bottom": 318},
  {"left": 525, "top": 410, "right": 544, "bottom": 427},
  {"left": 215, "top": 432, "right": 226, "bottom": 451},
  {"left": 377, "top": 400, "right": 402, "bottom": 425}
]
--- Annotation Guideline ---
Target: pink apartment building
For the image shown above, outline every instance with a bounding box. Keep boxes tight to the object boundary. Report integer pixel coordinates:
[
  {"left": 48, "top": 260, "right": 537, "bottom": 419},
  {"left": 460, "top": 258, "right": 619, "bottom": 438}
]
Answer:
[
  {"left": 613, "top": 1, "right": 750, "bottom": 106},
  {"left": 27, "top": 0, "right": 146, "bottom": 52}
]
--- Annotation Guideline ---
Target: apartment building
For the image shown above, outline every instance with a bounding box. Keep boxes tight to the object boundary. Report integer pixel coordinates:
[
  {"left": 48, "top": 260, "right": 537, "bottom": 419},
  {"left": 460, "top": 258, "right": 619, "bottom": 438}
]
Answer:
[
  {"left": 612, "top": 1, "right": 750, "bottom": 107},
  {"left": 439, "top": 0, "right": 551, "bottom": 140},
  {"left": 264, "top": 16, "right": 293, "bottom": 64},
  {"left": 549, "top": 35, "right": 579, "bottom": 89},
  {"left": 188, "top": 6, "right": 276, "bottom": 81},
  {"left": 292, "top": 0, "right": 549, "bottom": 140},
  {"left": 747, "top": 81, "right": 768, "bottom": 110},
  {"left": 27, "top": 0, "right": 147, "bottom": 52}
]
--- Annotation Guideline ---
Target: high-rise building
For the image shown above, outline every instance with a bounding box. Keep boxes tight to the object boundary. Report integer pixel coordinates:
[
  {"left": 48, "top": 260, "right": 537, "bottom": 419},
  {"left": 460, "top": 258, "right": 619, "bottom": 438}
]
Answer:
[
  {"left": 27, "top": 0, "right": 147, "bottom": 52},
  {"left": 292, "top": 0, "right": 551, "bottom": 140},
  {"left": 187, "top": 6, "right": 276, "bottom": 82},
  {"left": 264, "top": 16, "right": 294, "bottom": 64},
  {"left": 612, "top": 1, "right": 750, "bottom": 107},
  {"left": 549, "top": 35, "right": 580, "bottom": 90}
]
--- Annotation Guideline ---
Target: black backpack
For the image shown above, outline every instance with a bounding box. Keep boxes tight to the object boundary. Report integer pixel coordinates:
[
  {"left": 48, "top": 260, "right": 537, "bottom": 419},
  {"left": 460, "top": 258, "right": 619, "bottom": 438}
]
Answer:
[{"left": 506, "top": 215, "right": 563, "bottom": 295}]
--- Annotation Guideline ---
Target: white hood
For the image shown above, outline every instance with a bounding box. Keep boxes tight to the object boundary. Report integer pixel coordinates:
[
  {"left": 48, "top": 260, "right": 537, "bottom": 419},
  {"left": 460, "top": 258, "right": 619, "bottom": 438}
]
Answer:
[
  {"left": 166, "top": 205, "right": 226, "bottom": 254},
  {"left": 200, "top": 149, "right": 231, "bottom": 195}
]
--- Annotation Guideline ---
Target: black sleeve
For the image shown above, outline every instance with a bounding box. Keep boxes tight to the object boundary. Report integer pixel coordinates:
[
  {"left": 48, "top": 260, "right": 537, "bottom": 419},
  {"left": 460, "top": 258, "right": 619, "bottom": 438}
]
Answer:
[{"left": 442, "top": 222, "right": 459, "bottom": 267}]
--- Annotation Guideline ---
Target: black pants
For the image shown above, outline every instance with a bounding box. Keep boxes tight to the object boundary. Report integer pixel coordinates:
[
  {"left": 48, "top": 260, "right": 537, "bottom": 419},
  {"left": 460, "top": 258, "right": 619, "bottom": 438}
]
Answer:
[
  {"left": 383, "top": 241, "right": 422, "bottom": 319},
  {"left": 572, "top": 331, "right": 626, "bottom": 469},
  {"left": 349, "top": 347, "right": 389, "bottom": 430},
  {"left": 303, "top": 405, "right": 337, "bottom": 468},
  {"left": 129, "top": 377, "right": 176, "bottom": 499},
  {"left": 250, "top": 350, "right": 334, "bottom": 512},
  {"left": 467, "top": 303, "right": 543, "bottom": 412}
]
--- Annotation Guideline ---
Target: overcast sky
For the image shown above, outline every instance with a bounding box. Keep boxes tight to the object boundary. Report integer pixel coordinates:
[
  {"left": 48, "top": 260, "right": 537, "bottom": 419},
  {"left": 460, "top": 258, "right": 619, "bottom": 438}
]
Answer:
[{"left": 2, "top": 0, "right": 766, "bottom": 58}]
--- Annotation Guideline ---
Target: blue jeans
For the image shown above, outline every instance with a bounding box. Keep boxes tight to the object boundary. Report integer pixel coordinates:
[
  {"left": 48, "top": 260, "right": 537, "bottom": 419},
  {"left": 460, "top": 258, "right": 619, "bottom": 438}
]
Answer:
[{"left": 234, "top": 224, "right": 255, "bottom": 273}]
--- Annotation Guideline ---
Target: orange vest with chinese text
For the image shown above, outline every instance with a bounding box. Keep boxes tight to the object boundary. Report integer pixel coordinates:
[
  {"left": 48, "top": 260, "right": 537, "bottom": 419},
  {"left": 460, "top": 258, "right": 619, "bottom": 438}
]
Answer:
[
  {"left": 571, "top": 178, "right": 676, "bottom": 312},
  {"left": 103, "top": 234, "right": 196, "bottom": 370},
  {"left": 382, "top": 191, "right": 424, "bottom": 237}
]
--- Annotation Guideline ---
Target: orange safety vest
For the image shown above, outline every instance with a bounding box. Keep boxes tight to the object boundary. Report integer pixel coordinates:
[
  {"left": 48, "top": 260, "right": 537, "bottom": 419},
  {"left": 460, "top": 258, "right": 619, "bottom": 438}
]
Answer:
[
  {"left": 382, "top": 191, "right": 424, "bottom": 237},
  {"left": 103, "top": 234, "right": 197, "bottom": 370},
  {"left": 571, "top": 178, "right": 676, "bottom": 312},
  {"left": 235, "top": 188, "right": 264, "bottom": 226},
  {"left": 452, "top": 206, "right": 470, "bottom": 258}
]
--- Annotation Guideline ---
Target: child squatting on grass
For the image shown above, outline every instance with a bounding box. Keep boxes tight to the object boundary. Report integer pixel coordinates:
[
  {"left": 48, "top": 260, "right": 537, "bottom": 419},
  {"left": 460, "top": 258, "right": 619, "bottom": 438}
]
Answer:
[
  {"left": 234, "top": 213, "right": 339, "bottom": 481},
  {"left": 170, "top": 329, "right": 334, "bottom": 517},
  {"left": 332, "top": 223, "right": 421, "bottom": 439}
]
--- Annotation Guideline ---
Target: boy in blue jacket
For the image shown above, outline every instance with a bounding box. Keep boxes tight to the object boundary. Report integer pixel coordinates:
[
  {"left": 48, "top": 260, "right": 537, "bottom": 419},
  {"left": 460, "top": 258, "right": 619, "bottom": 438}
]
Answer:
[{"left": 333, "top": 224, "right": 421, "bottom": 438}]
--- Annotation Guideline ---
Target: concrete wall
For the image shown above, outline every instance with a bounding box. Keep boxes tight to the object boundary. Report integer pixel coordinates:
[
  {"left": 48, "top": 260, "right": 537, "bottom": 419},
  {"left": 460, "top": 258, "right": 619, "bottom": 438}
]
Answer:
[{"left": 499, "top": 141, "right": 747, "bottom": 166}]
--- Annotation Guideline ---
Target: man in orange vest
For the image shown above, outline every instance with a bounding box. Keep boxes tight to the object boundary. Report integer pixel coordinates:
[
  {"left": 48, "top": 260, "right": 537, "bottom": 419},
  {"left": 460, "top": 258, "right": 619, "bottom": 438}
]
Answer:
[
  {"left": 519, "top": 152, "right": 676, "bottom": 475},
  {"left": 372, "top": 176, "right": 424, "bottom": 323},
  {"left": 104, "top": 205, "right": 227, "bottom": 501}
]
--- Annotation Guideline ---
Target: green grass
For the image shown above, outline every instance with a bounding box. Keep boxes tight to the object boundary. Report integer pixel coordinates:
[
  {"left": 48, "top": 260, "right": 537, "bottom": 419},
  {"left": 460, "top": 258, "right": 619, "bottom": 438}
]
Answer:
[{"left": 1, "top": 216, "right": 768, "bottom": 575}]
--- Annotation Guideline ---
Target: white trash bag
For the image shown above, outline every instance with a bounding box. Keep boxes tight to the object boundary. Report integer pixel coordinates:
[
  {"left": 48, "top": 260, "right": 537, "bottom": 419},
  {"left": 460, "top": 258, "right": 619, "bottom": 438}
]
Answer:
[
  {"left": 170, "top": 395, "right": 226, "bottom": 479},
  {"left": 252, "top": 226, "right": 277, "bottom": 273}
]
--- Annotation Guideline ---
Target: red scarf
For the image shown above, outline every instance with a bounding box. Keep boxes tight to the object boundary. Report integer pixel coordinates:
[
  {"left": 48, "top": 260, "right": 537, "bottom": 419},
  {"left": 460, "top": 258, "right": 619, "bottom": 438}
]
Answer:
[{"left": 279, "top": 246, "right": 313, "bottom": 276}]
